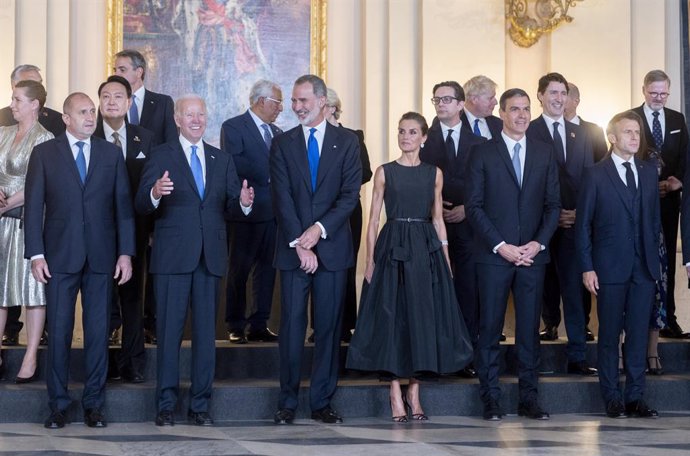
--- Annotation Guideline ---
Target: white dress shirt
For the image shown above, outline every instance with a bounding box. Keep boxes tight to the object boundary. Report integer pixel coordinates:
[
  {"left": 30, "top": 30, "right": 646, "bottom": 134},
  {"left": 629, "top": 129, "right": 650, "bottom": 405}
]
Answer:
[
  {"left": 102, "top": 121, "right": 127, "bottom": 158},
  {"left": 643, "top": 103, "right": 665, "bottom": 143},
  {"left": 439, "top": 120, "right": 462, "bottom": 155},
  {"left": 465, "top": 110, "right": 492, "bottom": 139},
  {"left": 611, "top": 152, "right": 639, "bottom": 188},
  {"left": 542, "top": 114, "right": 567, "bottom": 160}
]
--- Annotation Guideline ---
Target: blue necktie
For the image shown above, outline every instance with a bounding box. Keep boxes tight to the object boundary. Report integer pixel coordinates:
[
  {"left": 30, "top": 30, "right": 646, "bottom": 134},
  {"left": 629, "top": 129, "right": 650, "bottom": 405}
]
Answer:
[
  {"left": 261, "top": 123, "right": 272, "bottom": 150},
  {"left": 512, "top": 142, "right": 522, "bottom": 187},
  {"left": 307, "top": 127, "right": 319, "bottom": 191},
  {"left": 190, "top": 145, "right": 205, "bottom": 198},
  {"left": 75, "top": 141, "right": 87, "bottom": 183},
  {"left": 473, "top": 118, "right": 482, "bottom": 137},
  {"left": 552, "top": 121, "right": 565, "bottom": 165},
  {"left": 129, "top": 94, "right": 139, "bottom": 125},
  {"left": 652, "top": 111, "right": 663, "bottom": 150}
]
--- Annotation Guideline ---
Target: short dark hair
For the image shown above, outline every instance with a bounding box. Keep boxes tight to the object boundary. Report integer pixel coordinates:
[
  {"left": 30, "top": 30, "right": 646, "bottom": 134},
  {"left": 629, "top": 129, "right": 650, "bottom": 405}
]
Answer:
[
  {"left": 432, "top": 81, "right": 465, "bottom": 101},
  {"left": 294, "top": 74, "right": 327, "bottom": 97},
  {"left": 537, "top": 72, "right": 569, "bottom": 95},
  {"left": 15, "top": 80, "right": 47, "bottom": 109},
  {"left": 115, "top": 49, "right": 147, "bottom": 81},
  {"left": 98, "top": 75, "right": 132, "bottom": 98},
  {"left": 499, "top": 88, "right": 530, "bottom": 111},
  {"left": 606, "top": 110, "right": 643, "bottom": 137},
  {"left": 399, "top": 112, "right": 429, "bottom": 135}
]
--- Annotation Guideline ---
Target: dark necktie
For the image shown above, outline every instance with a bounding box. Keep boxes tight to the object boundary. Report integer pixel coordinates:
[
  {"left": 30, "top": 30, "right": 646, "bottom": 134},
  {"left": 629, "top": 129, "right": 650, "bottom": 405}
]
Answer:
[
  {"left": 112, "top": 131, "right": 122, "bottom": 149},
  {"left": 129, "top": 94, "right": 139, "bottom": 125},
  {"left": 261, "top": 123, "right": 272, "bottom": 150},
  {"left": 623, "top": 161, "right": 636, "bottom": 195},
  {"left": 75, "top": 141, "right": 87, "bottom": 183},
  {"left": 190, "top": 144, "right": 205, "bottom": 198},
  {"left": 652, "top": 111, "right": 663, "bottom": 150},
  {"left": 473, "top": 118, "right": 482, "bottom": 137},
  {"left": 512, "top": 142, "right": 522, "bottom": 187},
  {"left": 445, "top": 129, "right": 456, "bottom": 160},
  {"left": 307, "top": 128, "right": 319, "bottom": 191},
  {"left": 552, "top": 121, "right": 565, "bottom": 164}
]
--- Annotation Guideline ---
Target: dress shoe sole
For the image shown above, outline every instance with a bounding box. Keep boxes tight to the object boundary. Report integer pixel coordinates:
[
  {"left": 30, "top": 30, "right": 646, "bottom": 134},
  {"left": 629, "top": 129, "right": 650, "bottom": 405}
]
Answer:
[
  {"left": 86, "top": 421, "right": 107, "bottom": 428},
  {"left": 483, "top": 415, "right": 502, "bottom": 421}
]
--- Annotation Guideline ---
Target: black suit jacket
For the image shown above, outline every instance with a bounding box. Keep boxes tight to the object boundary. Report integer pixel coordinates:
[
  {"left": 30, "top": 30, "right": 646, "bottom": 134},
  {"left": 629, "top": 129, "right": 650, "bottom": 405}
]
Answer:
[
  {"left": 632, "top": 104, "right": 688, "bottom": 182},
  {"left": 220, "top": 110, "right": 282, "bottom": 222},
  {"left": 527, "top": 116, "right": 593, "bottom": 209},
  {"left": 0, "top": 105, "right": 65, "bottom": 137},
  {"left": 24, "top": 134, "right": 136, "bottom": 273},
  {"left": 575, "top": 157, "right": 661, "bottom": 282},
  {"left": 465, "top": 137, "right": 561, "bottom": 265},
  {"left": 138, "top": 89, "right": 177, "bottom": 146},
  {"left": 579, "top": 118, "right": 608, "bottom": 163},
  {"left": 135, "top": 140, "right": 243, "bottom": 276},
  {"left": 270, "top": 122, "right": 362, "bottom": 271},
  {"left": 460, "top": 111, "right": 503, "bottom": 139},
  {"left": 420, "top": 121, "right": 486, "bottom": 206}
]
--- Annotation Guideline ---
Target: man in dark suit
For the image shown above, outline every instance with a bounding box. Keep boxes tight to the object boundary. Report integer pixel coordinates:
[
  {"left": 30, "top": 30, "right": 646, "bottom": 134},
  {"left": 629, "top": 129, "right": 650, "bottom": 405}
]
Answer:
[
  {"left": 461, "top": 75, "right": 503, "bottom": 140},
  {"left": 24, "top": 92, "right": 135, "bottom": 429},
  {"left": 420, "top": 81, "right": 485, "bottom": 371},
  {"left": 575, "top": 110, "right": 661, "bottom": 419},
  {"left": 220, "top": 79, "right": 283, "bottom": 344},
  {"left": 1, "top": 64, "right": 64, "bottom": 347},
  {"left": 94, "top": 75, "right": 154, "bottom": 383},
  {"left": 565, "top": 83, "right": 608, "bottom": 163},
  {"left": 271, "top": 75, "right": 361, "bottom": 425},
  {"left": 632, "top": 70, "right": 689, "bottom": 339},
  {"left": 527, "top": 73, "right": 597, "bottom": 376},
  {"left": 466, "top": 88, "right": 560, "bottom": 421},
  {"left": 136, "top": 94, "right": 253, "bottom": 427}
]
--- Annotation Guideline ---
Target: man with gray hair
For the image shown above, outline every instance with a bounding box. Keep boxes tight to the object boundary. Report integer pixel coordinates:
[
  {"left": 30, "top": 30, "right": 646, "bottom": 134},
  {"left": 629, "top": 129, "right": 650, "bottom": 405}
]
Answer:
[
  {"left": 220, "top": 79, "right": 283, "bottom": 344},
  {"left": 461, "top": 75, "right": 502, "bottom": 139}
]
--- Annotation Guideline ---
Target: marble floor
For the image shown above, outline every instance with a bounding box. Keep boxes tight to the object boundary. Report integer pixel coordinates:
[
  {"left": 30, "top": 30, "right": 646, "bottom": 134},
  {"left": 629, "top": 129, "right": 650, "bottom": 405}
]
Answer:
[{"left": 1, "top": 412, "right": 690, "bottom": 456}]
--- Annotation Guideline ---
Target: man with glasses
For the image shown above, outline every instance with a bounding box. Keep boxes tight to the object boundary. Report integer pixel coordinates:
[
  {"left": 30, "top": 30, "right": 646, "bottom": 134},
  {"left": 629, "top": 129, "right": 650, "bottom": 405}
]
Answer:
[
  {"left": 220, "top": 80, "right": 283, "bottom": 344},
  {"left": 461, "top": 75, "right": 503, "bottom": 140},
  {"left": 420, "top": 81, "right": 485, "bottom": 374},
  {"left": 633, "top": 70, "right": 689, "bottom": 339}
]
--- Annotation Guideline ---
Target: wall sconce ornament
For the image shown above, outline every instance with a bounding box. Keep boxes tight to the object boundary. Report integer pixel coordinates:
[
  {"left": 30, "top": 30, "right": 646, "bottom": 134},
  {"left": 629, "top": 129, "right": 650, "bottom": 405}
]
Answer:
[{"left": 506, "top": 0, "right": 582, "bottom": 47}]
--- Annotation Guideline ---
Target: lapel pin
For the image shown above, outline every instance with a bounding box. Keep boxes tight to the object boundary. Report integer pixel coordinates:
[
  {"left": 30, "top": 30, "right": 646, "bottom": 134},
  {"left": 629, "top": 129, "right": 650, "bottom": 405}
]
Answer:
[
  {"left": 211, "top": 155, "right": 215, "bottom": 159},
  {"left": 333, "top": 145, "right": 337, "bottom": 149},
  {"left": 134, "top": 136, "right": 140, "bottom": 142},
  {"left": 570, "top": 132, "right": 575, "bottom": 138}
]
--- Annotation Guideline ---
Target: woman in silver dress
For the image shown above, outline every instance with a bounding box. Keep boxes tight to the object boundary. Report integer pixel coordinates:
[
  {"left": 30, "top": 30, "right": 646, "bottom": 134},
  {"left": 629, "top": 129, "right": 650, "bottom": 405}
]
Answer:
[{"left": 0, "top": 80, "right": 53, "bottom": 382}]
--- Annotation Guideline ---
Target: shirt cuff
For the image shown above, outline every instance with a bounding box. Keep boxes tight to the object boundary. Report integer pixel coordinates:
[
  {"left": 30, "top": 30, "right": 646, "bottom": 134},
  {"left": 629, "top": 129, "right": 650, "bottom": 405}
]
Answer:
[
  {"left": 240, "top": 201, "right": 252, "bottom": 215},
  {"left": 289, "top": 239, "right": 299, "bottom": 248},
  {"left": 150, "top": 189, "right": 161, "bottom": 208},
  {"left": 492, "top": 241, "right": 505, "bottom": 254},
  {"left": 30, "top": 254, "right": 45, "bottom": 261},
  {"left": 540, "top": 243, "right": 546, "bottom": 251},
  {"left": 315, "top": 221, "right": 327, "bottom": 239}
]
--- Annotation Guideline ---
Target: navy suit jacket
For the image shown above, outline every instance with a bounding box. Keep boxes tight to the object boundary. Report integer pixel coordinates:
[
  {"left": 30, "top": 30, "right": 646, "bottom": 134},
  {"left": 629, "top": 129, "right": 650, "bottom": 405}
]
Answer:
[
  {"left": 460, "top": 111, "right": 503, "bottom": 140},
  {"left": 24, "top": 134, "right": 136, "bottom": 273},
  {"left": 220, "top": 110, "right": 281, "bottom": 222},
  {"left": 575, "top": 157, "right": 661, "bottom": 282},
  {"left": 139, "top": 89, "right": 177, "bottom": 146},
  {"left": 465, "top": 136, "right": 561, "bottom": 265},
  {"left": 270, "top": 122, "right": 362, "bottom": 272},
  {"left": 632, "top": 104, "right": 688, "bottom": 182},
  {"left": 135, "top": 140, "right": 244, "bottom": 276},
  {"left": 527, "top": 116, "right": 593, "bottom": 210},
  {"left": 0, "top": 105, "right": 65, "bottom": 137},
  {"left": 420, "top": 121, "right": 486, "bottom": 206}
]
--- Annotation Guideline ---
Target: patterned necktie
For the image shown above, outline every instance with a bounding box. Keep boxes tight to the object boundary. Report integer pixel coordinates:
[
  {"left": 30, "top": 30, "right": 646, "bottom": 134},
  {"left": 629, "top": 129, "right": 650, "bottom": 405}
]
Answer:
[
  {"left": 129, "top": 94, "right": 139, "bottom": 125},
  {"left": 75, "top": 141, "right": 87, "bottom": 183},
  {"left": 552, "top": 121, "right": 565, "bottom": 164},
  {"left": 112, "top": 131, "right": 122, "bottom": 148},
  {"left": 190, "top": 145, "right": 205, "bottom": 198},
  {"left": 307, "top": 127, "right": 319, "bottom": 191},
  {"left": 445, "top": 129, "right": 456, "bottom": 160},
  {"left": 652, "top": 111, "right": 663, "bottom": 150},
  {"left": 261, "top": 123, "right": 272, "bottom": 150},
  {"left": 512, "top": 142, "right": 522, "bottom": 187},
  {"left": 623, "top": 161, "right": 636, "bottom": 195},
  {"left": 473, "top": 118, "right": 482, "bottom": 137}
]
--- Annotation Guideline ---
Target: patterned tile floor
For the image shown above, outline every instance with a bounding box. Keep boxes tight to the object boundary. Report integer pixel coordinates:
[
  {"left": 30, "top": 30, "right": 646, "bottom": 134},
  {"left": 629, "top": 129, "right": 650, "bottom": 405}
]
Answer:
[{"left": 1, "top": 412, "right": 689, "bottom": 456}]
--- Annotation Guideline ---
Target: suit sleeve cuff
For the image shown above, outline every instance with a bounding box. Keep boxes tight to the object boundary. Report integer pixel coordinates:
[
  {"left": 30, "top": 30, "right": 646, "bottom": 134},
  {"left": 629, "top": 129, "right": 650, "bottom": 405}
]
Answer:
[
  {"left": 150, "top": 189, "right": 161, "bottom": 208},
  {"left": 240, "top": 201, "right": 252, "bottom": 215},
  {"left": 30, "top": 254, "right": 45, "bottom": 261},
  {"left": 315, "top": 221, "right": 327, "bottom": 239}
]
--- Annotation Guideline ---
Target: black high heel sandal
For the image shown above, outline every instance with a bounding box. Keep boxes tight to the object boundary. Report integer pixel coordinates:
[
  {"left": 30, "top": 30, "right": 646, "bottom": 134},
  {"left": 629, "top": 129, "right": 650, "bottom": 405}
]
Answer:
[
  {"left": 403, "top": 394, "right": 428, "bottom": 421},
  {"left": 646, "top": 356, "right": 664, "bottom": 375},
  {"left": 389, "top": 400, "right": 408, "bottom": 423}
]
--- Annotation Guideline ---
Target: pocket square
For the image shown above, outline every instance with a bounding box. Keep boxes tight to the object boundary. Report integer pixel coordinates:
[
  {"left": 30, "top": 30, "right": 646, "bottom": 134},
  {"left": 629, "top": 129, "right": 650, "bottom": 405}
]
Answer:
[
  {"left": 136, "top": 152, "right": 146, "bottom": 159},
  {"left": 670, "top": 129, "right": 681, "bottom": 134}
]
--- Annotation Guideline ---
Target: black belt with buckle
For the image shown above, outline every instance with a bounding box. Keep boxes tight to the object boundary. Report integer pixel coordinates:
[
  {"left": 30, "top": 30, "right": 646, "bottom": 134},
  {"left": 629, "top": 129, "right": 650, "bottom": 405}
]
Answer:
[{"left": 392, "top": 217, "right": 431, "bottom": 223}]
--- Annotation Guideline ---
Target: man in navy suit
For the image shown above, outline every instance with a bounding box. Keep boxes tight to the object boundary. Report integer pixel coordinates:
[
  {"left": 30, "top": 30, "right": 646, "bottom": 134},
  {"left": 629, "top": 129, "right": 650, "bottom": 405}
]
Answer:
[
  {"left": 94, "top": 75, "right": 154, "bottom": 383},
  {"left": 527, "top": 73, "right": 597, "bottom": 376},
  {"left": 575, "top": 110, "right": 661, "bottom": 419},
  {"left": 271, "top": 75, "right": 361, "bottom": 425},
  {"left": 466, "top": 88, "right": 560, "bottom": 421},
  {"left": 632, "top": 70, "right": 689, "bottom": 339},
  {"left": 136, "top": 94, "right": 253, "bottom": 427},
  {"left": 24, "top": 92, "right": 135, "bottom": 429},
  {"left": 420, "top": 81, "right": 485, "bottom": 369},
  {"left": 220, "top": 79, "right": 283, "bottom": 344},
  {"left": 461, "top": 75, "right": 502, "bottom": 140}
]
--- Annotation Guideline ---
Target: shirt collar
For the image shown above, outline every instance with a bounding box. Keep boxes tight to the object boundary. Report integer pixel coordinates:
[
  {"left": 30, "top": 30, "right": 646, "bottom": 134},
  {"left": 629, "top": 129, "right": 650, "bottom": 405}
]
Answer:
[
  {"left": 132, "top": 86, "right": 145, "bottom": 101},
  {"left": 542, "top": 114, "right": 565, "bottom": 130},
  {"left": 611, "top": 151, "right": 635, "bottom": 167},
  {"left": 439, "top": 120, "right": 462, "bottom": 135},
  {"left": 179, "top": 135, "right": 203, "bottom": 154},
  {"left": 643, "top": 103, "right": 664, "bottom": 118},
  {"left": 501, "top": 131, "right": 525, "bottom": 153},
  {"left": 302, "top": 118, "right": 327, "bottom": 137},
  {"left": 66, "top": 131, "right": 91, "bottom": 148},
  {"left": 248, "top": 108, "right": 270, "bottom": 132},
  {"left": 102, "top": 121, "right": 126, "bottom": 141}
]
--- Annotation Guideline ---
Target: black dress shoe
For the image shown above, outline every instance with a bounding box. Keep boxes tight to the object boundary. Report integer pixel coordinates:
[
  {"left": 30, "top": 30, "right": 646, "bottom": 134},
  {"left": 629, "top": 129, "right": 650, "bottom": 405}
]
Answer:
[
  {"left": 2, "top": 332, "right": 19, "bottom": 346},
  {"left": 625, "top": 400, "right": 658, "bottom": 418},
  {"left": 108, "top": 329, "right": 120, "bottom": 346},
  {"left": 121, "top": 366, "right": 145, "bottom": 384},
  {"left": 456, "top": 366, "right": 477, "bottom": 378},
  {"left": 539, "top": 326, "right": 558, "bottom": 341},
  {"left": 144, "top": 329, "right": 157, "bottom": 345},
  {"left": 341, "top": 331, "right": 352, "bottom": 343},
  {"left": 567, "top": 361, "right": 598, "bottom": 376},
  {"left": 44, "top": 410, "right": 66, "bottom": 429},
  {"left": 585, "top": 327, "right": 595, "bottom": 341},
  {"left": 15, "top": 370, "right": 39, "bottom": 384},
  {"left": 188, "top": 410, "right": 214, "bottom": 426},
  {"left": 246, "top": 328, "right": 278, "bottom": 342},
  {"left": 646, "top": 356, "right": 664, "bottom": 376},
  {"left": 228, "top": 330, "right": 248, "bottom": 344},
  {"left": 107, "top": 361, "right": 121, "bottom": 382},
  {"left": 307, "top": 333, "right": 315, "bottom": 343},
  {"left": 483, "top": 399, "right": 503, "bottom": 421},
  {"left": 605, "top": 400, "right": 628, "bottom": 418},
  {"left": 155, "top": 410, "right": 175, "bottom": 426},
  {"left": 659, "top": 321, "right": 690, "bottom": 339},
  {"left": 84, "top": 408, "right": 107, "bottom": 428},
  {"left": 311, "top": 406, "right": 343, "bottom": 423},
  {"left": 499, "top": 333, "right": 507, "bottom": 342},
  {"left": 274, "top": 408, "right": 295, "bottom": 424},
  {"left": 518, "top": 401, "right": 550, "bottom": 420}
]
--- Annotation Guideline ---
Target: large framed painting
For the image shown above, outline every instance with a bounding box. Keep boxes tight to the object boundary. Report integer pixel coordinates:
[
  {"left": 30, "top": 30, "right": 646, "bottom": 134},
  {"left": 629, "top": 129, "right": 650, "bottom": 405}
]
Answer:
[{"left": 107, "top": 0, "right": 327, "bottom": 146}]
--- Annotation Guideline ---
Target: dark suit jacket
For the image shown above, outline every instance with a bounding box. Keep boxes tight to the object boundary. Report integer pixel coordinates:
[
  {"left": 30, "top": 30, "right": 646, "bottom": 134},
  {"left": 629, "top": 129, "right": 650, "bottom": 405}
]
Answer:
[
  {"left": 632, "top": 104, "right": 688, "bottom": 182},
  {"left": 135, "top": 140, "right": 243, "bottom": 276},
  {"left": 527, "top": 116, "right": 593, "bottom": 209},
  {"left": 139, "top": 89, "right": 177, "bottom": 146},
  {"left": 220, "top": 110, "right": 282, "bottom": 222},
  {"left": 460, "top": 111, "right": 503, "bottom": 139},
  {"left": 270, "top": 122, "right": 362, "bottom": 272},
  {"left": 421, "top": 121, "right": 486, "bottom": 206},
  {"left": 575, "top": 157, "right": 661, "bottom": 282},
  {"left": 0, "top": 105, "right": 65, "bottom": 137},
  {"left": 24, "top": 134, "right": 136, "bottom": 273},
  {"left": 343, "top": 126, "right": 373, "bottom": 185},
  {"left": 579, "top": 118, "right": 608, "bottom": 163},
  {"left": 465, "top": 137, "right": 561, "bottom": 265}
]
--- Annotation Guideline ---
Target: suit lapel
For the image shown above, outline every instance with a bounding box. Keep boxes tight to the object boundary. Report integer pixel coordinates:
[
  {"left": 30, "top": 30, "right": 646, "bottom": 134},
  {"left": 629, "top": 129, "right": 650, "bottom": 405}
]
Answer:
[
  {"left": 497, "top": 139, "right": 520, "bottom": 188},
  {"left": 172, "top": 142, "right": 201, "bottom": 199},
  {"left": 85, "top": 138, "right": 101, "bottom": 185},
  {"left": 57, "top": 135, "right": 86, "bottom": 187},
  {"left": 125, "top": 125, "right": 142, "bottom": 161},
  {"left": 316, "top": 124, "right": 339, "bottom": 191},
  {"left": 202, "top": 141, "right": 217, "bottom": 200},
  {"left": 604, "top": 158, "right": 634, "bottom": 215},
  {"left": 289, "top": 128, "right": 312, "bottom": 191},
  {"left": 140, "top": 90, "right": 156, "bottom": 126},
  {"left": 243, "top": 111, "right": 270, "bottom": 154},
  {"left": 522, "top": 139, "right": 536, "bottom": 187}
]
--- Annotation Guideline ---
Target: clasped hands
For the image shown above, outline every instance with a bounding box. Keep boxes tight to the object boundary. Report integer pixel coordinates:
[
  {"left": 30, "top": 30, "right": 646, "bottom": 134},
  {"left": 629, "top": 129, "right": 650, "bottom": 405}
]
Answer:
[
  {"left": 497, "top": 240, "right": 541, "bottom": 266},
  {"left": 295, "top": 224, "right": 323, "bottom": 274},
  {"left": 152, "top": 171, "right": 254, "bottom": 206}
]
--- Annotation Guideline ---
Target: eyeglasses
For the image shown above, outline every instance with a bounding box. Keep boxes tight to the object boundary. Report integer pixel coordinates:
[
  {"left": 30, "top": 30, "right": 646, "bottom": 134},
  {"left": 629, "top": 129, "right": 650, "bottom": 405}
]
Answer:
[
  {"left": 647, "top": 92, "right": 669, "bottom": 99},
  {"left": 265, "top": 96, "right": 283, "bottom": 105},
  {"left": 431, "top": 96, "right": 459, "bottom": 105}
]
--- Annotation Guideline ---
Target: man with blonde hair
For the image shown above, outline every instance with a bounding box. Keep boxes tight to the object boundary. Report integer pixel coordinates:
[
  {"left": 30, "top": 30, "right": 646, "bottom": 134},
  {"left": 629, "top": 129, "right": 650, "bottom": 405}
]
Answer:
[{"left": 462, "top": 75, "right": 502, "bottom": 139}]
